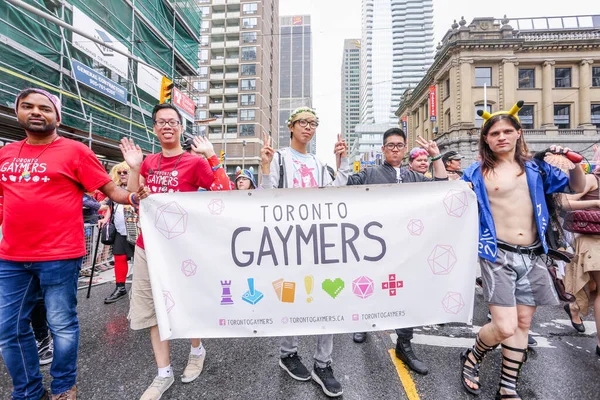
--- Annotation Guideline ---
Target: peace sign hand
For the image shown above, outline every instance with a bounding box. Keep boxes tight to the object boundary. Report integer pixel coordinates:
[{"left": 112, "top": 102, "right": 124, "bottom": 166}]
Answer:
[
  {"left": 261, "top": 132, "right": 274, "bottom": 167},
  {"left": 415, "top": 135, "right": 440, "bottom": 157}
]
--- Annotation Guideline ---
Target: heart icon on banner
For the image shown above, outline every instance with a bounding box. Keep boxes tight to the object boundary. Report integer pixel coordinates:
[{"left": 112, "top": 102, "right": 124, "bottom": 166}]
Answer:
[{"left": 322, "top": 278, "right": 345, "bottom": 299}]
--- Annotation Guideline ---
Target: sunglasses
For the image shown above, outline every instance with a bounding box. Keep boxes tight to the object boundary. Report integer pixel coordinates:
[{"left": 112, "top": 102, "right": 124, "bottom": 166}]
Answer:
[{"left": 117, "top": 170, "right": 129, "bottom": 175}]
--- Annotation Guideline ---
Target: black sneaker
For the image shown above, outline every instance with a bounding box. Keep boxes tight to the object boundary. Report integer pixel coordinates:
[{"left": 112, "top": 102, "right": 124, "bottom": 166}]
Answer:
[
  {"left": 395, "top": 339, "right": 428, "bottom": 375},
  {"left": 279, "top": 353, "right": 310, "bottom": 381},
  {"left": 104, "top": 285, "right": 127, "bottom": 304},
  {"left": 36, "top": 336, "right": 53, "bottom": 366},
  {"left": 311, "top": 362, "right": 343, "bottom": 397}
]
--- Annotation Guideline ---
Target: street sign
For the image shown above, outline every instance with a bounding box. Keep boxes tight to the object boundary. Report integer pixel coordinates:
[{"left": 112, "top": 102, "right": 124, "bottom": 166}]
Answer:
[{"left": 71, "top": 59, "right": 128, "bottom": 104}]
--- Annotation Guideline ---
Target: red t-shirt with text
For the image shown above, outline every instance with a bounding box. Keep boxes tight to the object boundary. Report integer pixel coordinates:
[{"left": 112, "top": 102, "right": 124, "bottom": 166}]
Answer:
[
  {"left": 136, "top": 152, "right": 230, "bottom": 249},
  {"left": 0, "top": 137, "right": 111, "bottom": 261}
]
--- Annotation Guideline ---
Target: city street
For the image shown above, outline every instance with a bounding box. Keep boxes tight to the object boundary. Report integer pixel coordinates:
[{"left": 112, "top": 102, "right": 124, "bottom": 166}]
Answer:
[{"left": 1, "top": 284, "right": 599, "bottom": 399}]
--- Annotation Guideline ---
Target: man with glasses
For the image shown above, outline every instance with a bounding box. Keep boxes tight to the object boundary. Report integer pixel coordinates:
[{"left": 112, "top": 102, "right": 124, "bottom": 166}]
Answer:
[
  {"left": 120, "top": 103, "right": 231, "bottom": 400},
  {"left": 346, "top": 128, "right": 447, "bottom": 375}
]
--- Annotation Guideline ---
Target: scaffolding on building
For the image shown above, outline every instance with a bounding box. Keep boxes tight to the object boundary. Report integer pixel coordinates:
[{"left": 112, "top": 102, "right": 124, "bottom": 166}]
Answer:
[{"left": 0, "top": 0, "right": 202, "bottom": 160}]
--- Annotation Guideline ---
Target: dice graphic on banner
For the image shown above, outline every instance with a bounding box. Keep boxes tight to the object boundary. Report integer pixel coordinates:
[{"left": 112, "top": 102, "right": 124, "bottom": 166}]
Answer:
[
  {"left": 155, "top": 202, "right": 188, "bottom": 239},
  {"left": 428, "top": 245, "right": 457, "bottom": 275}
]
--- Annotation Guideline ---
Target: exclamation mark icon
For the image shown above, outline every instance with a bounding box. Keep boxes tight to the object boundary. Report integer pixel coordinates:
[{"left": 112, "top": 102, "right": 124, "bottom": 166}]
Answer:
[{"left": 305, "top": 275, "right": 314, "bottom": 303}]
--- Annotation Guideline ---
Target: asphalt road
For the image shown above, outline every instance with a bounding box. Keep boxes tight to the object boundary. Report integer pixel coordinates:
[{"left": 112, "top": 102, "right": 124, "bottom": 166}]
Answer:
[{"left": 1, "top": 285, "right": 599, "bottom": 399}]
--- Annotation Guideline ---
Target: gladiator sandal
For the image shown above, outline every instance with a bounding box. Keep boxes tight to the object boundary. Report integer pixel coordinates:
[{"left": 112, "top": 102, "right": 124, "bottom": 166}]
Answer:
[
  {"left": 495, "top": 344, "right": 528, "bottom": 400},
  {"left": 460, "top": 334, "right": 498, "bottom": 395}
]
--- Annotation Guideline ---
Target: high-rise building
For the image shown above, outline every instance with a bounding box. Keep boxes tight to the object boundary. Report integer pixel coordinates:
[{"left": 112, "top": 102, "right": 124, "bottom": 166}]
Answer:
[
  {"left": 357, "top": 0, "right": 434, "bottom": 158},
  {"left": 191, "top": 0, "right": 279, "bottom": 176},
  {"left": 342, "top": 39, "right": 361, "bottom": 156},
  {"left": 279, "top": 15, "right": 313, "bottom": 153}
]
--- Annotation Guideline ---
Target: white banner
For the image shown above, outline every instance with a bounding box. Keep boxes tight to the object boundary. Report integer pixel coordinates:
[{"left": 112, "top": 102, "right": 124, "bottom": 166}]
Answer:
[
  {"left": 140, "top": 182, "right": 478, "bottom": 340},
  {"left": 72, "top": 7, "right": 130, "bottom": 79},
  {"left": 137, "top": 63, "right": 162, "bottom": 100}
]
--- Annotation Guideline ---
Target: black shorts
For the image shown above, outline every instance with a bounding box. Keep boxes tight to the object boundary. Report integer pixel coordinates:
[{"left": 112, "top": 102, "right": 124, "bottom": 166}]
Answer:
[{"left": 113, "top": 232, "right": 134, "bottom": 259}]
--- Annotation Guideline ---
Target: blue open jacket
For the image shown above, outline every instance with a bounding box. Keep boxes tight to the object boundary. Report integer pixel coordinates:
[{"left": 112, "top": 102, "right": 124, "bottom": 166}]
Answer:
[{"left": 461, "top": 160, "right": 570, "bottom": 262}]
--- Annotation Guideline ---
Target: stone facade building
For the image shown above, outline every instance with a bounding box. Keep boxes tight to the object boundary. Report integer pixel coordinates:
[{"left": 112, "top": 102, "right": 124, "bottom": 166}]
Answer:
[{"left": 396, "top": 15, "right": 600, "bottom": 166}]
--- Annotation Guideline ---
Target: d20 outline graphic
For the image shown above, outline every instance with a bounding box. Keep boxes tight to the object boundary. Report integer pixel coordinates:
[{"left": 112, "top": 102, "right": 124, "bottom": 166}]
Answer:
[
  {"left": 242, "top": 277, "right": 264, "bottom": 305},
  {"left": 428, "top": 245, "right": 457, "bottom": 275},
  {"left": 181, "top": 259, "right": 197, "bottom": 277},
  {"left": 381, "top": 274, "right": 403, "bottom": 296},
  {"left": 443, "top": 189, "right": 468, "bottom": 218},
  {"left": 407, "top": 219, "right": 424, "bottom": 236},
  {"left": 352, "top": 276, "right": 374, "bottom": 299},
  {"left": 442, "top": 292, "right": 465, "bottom": 314},
  {"left": 163, "top": 291, "right": 175, "bottom": 313},
  {"left": 155, "top": 202, "right": 188, "bottom": 239},
  {"left": 322, "top": 278, "right": 345, "bottom": 299},
  {"left": 208, "top": 199, "right": 225, "bottom": 215}
]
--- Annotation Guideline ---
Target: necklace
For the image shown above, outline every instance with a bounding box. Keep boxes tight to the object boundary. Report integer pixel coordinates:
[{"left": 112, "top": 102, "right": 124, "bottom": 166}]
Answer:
[
  {"left": 155, "top": 151, "right": 185, "bottom": 193},
  {"left": 16, "top": 136, "right": 60, "bottom": 179}
]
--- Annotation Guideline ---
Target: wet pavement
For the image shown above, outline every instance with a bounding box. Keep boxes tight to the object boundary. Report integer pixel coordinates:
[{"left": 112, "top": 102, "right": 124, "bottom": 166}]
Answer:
[{"left": 1, "top": 284, "right": 600, "bottom": 399}]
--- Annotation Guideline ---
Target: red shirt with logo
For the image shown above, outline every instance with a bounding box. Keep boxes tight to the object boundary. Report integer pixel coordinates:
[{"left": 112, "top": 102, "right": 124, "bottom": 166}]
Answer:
[
  {"left": 136, "top": 152, "right": 230, "bottom": 249},
  {"left": 0, "top": 137, "right": 112, "bottom": 261}
]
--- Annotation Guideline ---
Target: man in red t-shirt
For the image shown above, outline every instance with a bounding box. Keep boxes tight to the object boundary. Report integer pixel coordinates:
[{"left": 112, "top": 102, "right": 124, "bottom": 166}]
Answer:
[
  {"left": 0, "top": 88, "right": 145, "bottom": 400},
  {"left": 120, "top": 103, "right": 231, "bottom": 400}
]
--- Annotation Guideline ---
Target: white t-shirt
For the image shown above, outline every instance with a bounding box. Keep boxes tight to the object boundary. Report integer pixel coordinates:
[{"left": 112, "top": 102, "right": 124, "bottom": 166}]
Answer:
[
  {"left": 289, "top": 148, "right": 320, "bottom": 188},
  {"left": 113, "top": 204, "right": 127, "bottom": 236},
  {"left": 394, "top": 167, "right": 402, "bottom": 183}
]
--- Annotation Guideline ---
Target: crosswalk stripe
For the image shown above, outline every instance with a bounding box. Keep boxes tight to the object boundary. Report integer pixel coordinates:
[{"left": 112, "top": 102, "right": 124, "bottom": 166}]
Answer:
[
  {"left": 390, "top": 333, "right": 556, "bottom": 348},
  {"left": 388, "top": 349, "right": 420, "bottom": 400}
]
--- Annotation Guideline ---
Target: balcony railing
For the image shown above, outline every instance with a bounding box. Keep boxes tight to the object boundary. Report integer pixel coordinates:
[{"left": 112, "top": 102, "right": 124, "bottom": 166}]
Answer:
[{"left": 559, "top": 129, "right": 584, "bottom": 135}]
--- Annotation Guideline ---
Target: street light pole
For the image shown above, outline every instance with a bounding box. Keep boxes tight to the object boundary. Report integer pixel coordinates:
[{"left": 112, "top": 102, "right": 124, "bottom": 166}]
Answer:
[{"left": 242, "top": 140, "right": 247, "bottom": 170}]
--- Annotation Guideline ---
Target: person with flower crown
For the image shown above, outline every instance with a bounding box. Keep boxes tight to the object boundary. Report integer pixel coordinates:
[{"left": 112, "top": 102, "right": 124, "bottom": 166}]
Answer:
[
  {"left": 260, "top": 106, "right": 349, "bottom": 397},
  {"left": 459, "top": 101, "right": 586, "bottom": 400}
]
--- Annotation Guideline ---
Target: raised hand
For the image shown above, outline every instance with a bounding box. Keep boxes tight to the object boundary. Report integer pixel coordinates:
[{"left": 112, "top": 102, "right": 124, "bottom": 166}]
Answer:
[
  {"left": 416, "top": 135, "right": 440, "bottom": 157},
  {"left": 119, "top": 138, "right": 143, "bottom": 171},
  {"left": 192, "top": 135, "right": 216, "bottom": 158},
  {"left": 334, "top": 134, "right": 348, "bottom": 169},
  {"left": 261, "top": 132, "right": 274, "bottom": 168}
]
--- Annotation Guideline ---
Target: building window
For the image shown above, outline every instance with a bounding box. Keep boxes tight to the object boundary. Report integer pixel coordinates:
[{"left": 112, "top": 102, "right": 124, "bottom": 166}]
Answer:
[
  {"left": 555, "top": 68, "right": 571, "bottom": 88},
  {"left": 520, "top": 105, "right": 534, "bottom": 129},
  {"left": 518, "top": 69, "right": 535, "bottom": 88},
  {"left": 242, "top": 3, "right": 258, "bottom": 14},
  {"left": 201, "top": 21, "right": 210, "bottom": 32},
  {"left": 242, "top": 32, "right": 257, "bottom": 44},
  {"left": 198, "top": 49, "right": 209, "bottom": 62},
  {"left": 591, "top": 104, "right": 600, "bottom": 128},
  {"left": 554, "top": 104, "right": 570, "bottom": 128},
  {"left": 593, "top": 67, "right": 600, "bottom": 87},
  {"left": 240, "top": 124, "right": 255, "bottom": 137},
  {"left": 200, "top": 36, "right": 209, "bottom": 46},
  {"left": 240, "top": 94, "right": 255, "bottom": 105},
  {"left": 241, "top": 64, "right": 256, "bottom": 76},
  {"left": 196, "top": 110, "right": 208, "bottom": 120},
  {"left": 242, "top": 18, "right": 257, "bottom": 29},
  {"left": 194, "top": 95, "right": 207, "bottom": 107},
  {"left": 196, "top": 67, "right": 208, "bottom": 78},
  {"left": 241, "top": 47, "right": 257, "bottom": 61},
  {"left": 200, "top": 6, "right": 209, "bottom": 16},
  {"left": 241, "top": 79, "right": 256, "bottom": 91},
  {"left": 445, "top": 79, "right": 450, "bottom": 98},
  {"left": 474, "top": 104, "right": 492, "bottom": 128},
  {"left": 475, "top": 67, "right": 492, "bottom": 87},
  {"left": 240, "top": 109, "right": 255, "bottom": 121},
  {"left": 192, "top": 81, "right": 208, "bottom": 92}
]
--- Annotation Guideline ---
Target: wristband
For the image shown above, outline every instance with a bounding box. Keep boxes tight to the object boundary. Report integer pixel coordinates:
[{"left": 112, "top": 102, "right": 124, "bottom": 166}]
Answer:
[
  {"left": 128, "top": 192, "right": 139, "bottom": 206},
  {"left": 212, "top": 163, "right": 223, "bottom": 171},
  {"left": 430, "top": 154, "right": 442, "bottom": 162}
]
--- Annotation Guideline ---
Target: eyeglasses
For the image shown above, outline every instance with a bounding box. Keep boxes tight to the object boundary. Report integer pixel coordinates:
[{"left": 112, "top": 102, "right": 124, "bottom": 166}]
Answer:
[
  {"left": 154, "top": 120, "right": 181, "bottom": 128},
  {"left": 117, "top": 170, "right": 129, "bottom": 175},
  {"left": 384, "top": 143, "right": 406, "bottom": 150},
  {"left": 296, "top": 119, "right": 319, "bottom": 129}
]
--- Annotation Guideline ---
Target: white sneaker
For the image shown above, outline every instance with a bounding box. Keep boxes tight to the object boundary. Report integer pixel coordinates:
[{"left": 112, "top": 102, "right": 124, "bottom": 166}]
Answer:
[
  {"left": 139, "top": 375, "right": 174, "bottom": 400},
  {"left": 181, "top": 353, "right": 206, "bottom": 383}
]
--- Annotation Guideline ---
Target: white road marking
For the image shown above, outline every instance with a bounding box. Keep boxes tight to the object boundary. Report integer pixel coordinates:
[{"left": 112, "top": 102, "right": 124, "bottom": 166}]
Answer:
[
  {"left": 390, "top": 333, "right": 556, "bottom": 349},
  {"left": 551, "top": 319, "right": 597, "bottom": 335}
]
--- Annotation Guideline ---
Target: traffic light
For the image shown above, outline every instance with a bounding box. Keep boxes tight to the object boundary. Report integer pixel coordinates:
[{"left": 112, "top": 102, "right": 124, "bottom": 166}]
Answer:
[
  {"left": 353, "top": 161, "right": 361, "bottom": 173},
  {"left": 219, "top": 149, "right": 225, "bottom": 163},
  {"left": 160, "top": 76, "right": 174, "bottom": 104}
]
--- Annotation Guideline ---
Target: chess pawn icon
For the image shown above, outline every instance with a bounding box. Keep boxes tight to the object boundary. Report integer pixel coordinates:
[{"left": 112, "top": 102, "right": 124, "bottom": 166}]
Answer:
[{"left": 220, "top": 280, "right": 234, "bottom": 305}]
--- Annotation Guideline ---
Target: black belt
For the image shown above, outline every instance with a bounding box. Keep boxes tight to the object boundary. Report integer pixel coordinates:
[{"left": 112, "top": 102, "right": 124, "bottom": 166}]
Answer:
[{"left": 498, "top": 242, "right": 544, "bottom": 256}]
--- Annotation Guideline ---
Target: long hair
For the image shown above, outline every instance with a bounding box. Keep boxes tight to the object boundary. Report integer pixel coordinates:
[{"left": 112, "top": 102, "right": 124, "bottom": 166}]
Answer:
[
  {"left": 479, "top": 114, "right": 531, "bottom": 177},
  {"left": 109, "top": 161, "right": 130, "bottom": 186}
]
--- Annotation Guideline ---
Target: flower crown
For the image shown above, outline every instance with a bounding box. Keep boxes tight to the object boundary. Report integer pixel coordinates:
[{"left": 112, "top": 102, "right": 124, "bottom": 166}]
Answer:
[{"left": 286, "top": 107, "right": 319, "bottom": 127}]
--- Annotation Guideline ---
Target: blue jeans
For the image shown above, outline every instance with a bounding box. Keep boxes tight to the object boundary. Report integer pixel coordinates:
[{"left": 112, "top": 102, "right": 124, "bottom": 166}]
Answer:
[{"left": 0, "top": 257, "right": 82, "bottom": 399}]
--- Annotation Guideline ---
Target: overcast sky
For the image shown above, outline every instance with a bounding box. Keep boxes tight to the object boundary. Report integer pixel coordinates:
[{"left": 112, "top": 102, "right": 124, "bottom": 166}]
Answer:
[{"left": 279, "top": 0, "right": 597, "bottom": 165}]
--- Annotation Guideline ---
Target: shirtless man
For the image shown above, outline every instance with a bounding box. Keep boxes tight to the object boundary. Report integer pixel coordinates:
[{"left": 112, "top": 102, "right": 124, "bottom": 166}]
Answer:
[{"left": 459, "top": 105, "right": 585, "bottom": 400}]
